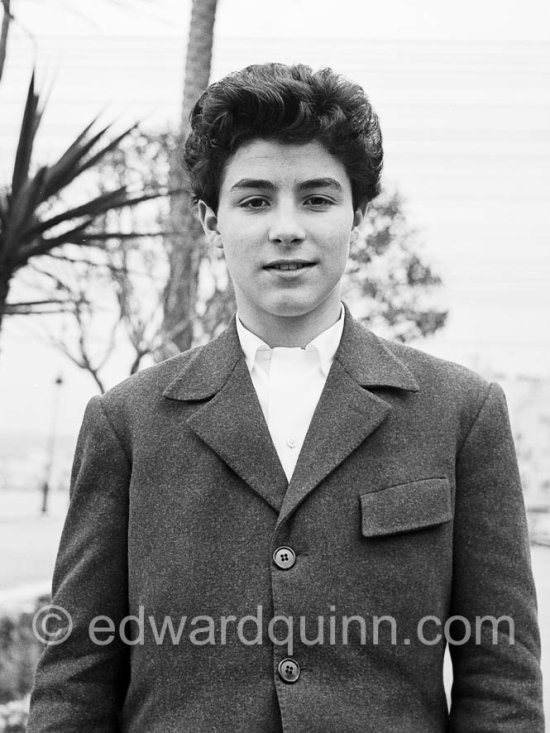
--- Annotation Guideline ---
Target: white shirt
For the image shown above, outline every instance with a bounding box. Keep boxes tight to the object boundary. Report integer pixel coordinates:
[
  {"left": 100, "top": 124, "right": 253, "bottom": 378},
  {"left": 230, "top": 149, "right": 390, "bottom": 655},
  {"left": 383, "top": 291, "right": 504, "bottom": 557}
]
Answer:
[{"left": 236, "top": 305, "right": 345, "bottom": 481}]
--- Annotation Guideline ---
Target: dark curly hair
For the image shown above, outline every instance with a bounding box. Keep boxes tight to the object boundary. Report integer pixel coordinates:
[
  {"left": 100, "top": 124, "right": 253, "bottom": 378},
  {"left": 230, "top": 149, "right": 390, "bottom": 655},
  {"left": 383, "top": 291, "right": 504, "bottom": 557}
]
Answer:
[{"left": 184, "top": 62, "right": 383, "bottom": 212}]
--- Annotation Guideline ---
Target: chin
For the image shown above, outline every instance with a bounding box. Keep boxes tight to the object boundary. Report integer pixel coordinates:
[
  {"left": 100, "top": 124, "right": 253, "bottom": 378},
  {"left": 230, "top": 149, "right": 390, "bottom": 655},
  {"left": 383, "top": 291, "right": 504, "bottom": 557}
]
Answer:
[{"left": 265, "top": 300, "right": 320, "bottom": 319}]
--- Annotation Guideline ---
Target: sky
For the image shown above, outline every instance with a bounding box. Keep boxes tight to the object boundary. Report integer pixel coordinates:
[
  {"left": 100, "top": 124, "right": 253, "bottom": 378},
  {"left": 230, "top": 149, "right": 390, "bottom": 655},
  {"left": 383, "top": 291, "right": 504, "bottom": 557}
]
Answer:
[
  {"left": 0, "top": 0, "right": 549, "bottom": 440},
  {"left": 10, "top": 0, "right": 550, "bottom": 41}
]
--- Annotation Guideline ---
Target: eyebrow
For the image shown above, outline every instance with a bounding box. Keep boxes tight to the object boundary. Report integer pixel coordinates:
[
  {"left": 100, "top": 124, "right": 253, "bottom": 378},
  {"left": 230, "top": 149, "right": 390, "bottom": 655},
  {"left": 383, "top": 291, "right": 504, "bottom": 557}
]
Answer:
[
  {"left": 230, "top": 179, "right": 276, "bottom": 192},
  {"left": 229, "top": 177, "right": 344, "bottom": 192}
]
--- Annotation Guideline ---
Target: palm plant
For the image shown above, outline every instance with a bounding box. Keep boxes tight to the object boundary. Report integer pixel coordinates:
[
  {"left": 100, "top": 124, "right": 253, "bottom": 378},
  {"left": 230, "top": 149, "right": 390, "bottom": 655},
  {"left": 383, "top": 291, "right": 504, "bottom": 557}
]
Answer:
[{"left": 0, "top": 72, "right": 166, "bottom": 333}]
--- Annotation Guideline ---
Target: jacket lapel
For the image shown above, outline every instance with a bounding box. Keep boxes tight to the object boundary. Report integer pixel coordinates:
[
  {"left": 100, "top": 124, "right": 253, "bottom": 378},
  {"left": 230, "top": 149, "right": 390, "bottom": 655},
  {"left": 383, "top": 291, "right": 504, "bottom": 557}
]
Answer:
[
  {"left": 277, "top": 308, "right": 420, "bottom": 524},
  {"left": 163, "top": 320, "right": 288, "bottom": 512},
  {"left": 163, "top": 307, "right": 420, "bottom": 520}
]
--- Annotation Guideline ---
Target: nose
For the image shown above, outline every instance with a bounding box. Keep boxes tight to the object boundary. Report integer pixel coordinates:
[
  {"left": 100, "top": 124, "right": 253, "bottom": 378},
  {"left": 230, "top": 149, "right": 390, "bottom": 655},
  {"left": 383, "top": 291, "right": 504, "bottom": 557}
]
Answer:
[{"left": 267, "top": 204, "right": 306, "bottom": 245}]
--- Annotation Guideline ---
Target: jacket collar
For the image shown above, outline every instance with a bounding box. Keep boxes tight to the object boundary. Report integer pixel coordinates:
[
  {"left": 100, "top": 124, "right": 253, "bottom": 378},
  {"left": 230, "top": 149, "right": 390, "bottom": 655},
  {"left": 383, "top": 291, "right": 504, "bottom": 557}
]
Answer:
[
  {"left": 163, "top": 302, "right": 419, "bottom": 402},
  {"left": 162, "top": 321, "right": 243, "bottom": 401},
  {"left": 334, "top": 304, "right": 419, "bottom": 391}
]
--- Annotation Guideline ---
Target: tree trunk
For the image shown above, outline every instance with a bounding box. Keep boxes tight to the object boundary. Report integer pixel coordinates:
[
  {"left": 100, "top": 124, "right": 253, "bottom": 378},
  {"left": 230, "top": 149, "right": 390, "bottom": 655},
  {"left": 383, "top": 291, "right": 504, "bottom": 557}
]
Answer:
[
  {"left": 160, "top": 0, "right": 218, "bottom": 358},
  {"left": 0, "top": 273, "right": 11, "bottom": 338},
  {"left": 0, "top": 0, "right": 11, "bottom": 84}
]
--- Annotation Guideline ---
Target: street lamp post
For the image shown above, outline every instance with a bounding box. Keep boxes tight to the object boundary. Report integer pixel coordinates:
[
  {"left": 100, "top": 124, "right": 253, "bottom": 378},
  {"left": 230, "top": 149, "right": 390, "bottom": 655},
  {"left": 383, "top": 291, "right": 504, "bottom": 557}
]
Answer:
[{"left": 41, "top": 373, "right": 63, "bottom": 514}]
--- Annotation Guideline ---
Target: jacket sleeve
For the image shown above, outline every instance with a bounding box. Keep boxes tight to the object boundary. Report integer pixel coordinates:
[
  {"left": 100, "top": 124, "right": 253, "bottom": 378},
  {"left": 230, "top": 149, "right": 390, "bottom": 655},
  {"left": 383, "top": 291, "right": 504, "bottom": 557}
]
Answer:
[
  {"left": 27, "top": 395, "right": 130, "bottom": 732},
  {"left": 448, "top": 382, "right": 544, "bottom": 731}
]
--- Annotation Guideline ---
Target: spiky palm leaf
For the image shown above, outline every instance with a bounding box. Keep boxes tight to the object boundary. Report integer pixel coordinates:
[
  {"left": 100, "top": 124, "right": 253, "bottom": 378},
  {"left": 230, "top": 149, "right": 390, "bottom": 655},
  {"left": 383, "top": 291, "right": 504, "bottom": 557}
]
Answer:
[{"left": 0, "top": 72, "right": 167, "bottom": 324}]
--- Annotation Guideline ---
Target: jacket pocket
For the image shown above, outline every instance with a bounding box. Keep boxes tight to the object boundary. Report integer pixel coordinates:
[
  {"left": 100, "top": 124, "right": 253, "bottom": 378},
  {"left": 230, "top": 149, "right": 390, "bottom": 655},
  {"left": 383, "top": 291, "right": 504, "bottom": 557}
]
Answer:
[{"left": 360, "top": 478, "right": 452, "bottom": 538}]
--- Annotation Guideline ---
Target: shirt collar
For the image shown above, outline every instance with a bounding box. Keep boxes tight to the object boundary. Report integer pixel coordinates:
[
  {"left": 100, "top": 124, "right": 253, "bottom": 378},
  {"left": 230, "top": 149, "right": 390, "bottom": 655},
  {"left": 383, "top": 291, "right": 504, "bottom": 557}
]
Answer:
[{"left": 236, "top": 303, "right": 345, "bottom": 378}]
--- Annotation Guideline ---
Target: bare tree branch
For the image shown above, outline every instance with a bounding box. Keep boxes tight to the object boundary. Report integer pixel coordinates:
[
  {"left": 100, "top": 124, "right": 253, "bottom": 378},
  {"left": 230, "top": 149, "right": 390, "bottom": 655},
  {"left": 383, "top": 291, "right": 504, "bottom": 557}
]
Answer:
[
  {"left": 4, "top": 299, "right": 72, "bottom": 315},
  {"left": 39, "top": 250, "right": 162, "bottom": 280},
  {"left": 49, "top": 331, "right": 107, "bottom": 394},
  {"left": 49, "top": 291, "right": 116, "bottom": 394}
]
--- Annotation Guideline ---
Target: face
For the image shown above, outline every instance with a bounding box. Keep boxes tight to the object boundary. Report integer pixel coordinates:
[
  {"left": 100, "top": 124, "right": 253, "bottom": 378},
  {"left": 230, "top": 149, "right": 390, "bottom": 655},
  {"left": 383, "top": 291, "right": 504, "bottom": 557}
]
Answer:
[{"left": 198, "top": 138, "right": 363, "bottom": 343}]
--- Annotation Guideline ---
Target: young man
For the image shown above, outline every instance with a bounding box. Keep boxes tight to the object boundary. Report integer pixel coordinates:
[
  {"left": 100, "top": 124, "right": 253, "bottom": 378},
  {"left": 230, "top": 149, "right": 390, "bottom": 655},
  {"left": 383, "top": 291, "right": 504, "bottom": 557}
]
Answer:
[{"left": 28, "top": 63, "right": 544, "bottom": 731}]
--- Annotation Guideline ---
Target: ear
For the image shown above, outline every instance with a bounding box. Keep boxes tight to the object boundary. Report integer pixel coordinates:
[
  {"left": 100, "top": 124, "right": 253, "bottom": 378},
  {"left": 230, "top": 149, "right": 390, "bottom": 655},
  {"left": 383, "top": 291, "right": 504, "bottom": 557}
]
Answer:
[
  {"left": 198, "top": 200, "right": 222, "bottom": 249},
  {"left": 350, "top": 207, "right": 364, "bottom": 243}
]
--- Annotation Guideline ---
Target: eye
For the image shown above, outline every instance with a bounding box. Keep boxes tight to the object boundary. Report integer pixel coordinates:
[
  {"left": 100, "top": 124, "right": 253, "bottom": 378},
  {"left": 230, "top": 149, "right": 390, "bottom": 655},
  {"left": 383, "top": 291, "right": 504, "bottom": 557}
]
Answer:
[
  {"left": 240, "top": 197, "right": 269, "bottom": 209},
  {"left": 305, "top": 196, "right": 333, "bottom": 208}
]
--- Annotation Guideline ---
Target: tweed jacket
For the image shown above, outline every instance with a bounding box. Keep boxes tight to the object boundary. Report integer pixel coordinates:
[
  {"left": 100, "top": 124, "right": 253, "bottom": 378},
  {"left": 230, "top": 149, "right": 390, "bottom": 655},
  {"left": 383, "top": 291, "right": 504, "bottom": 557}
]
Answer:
[{"left": 28, "top": 307, "right": 544, "bottom": 732}]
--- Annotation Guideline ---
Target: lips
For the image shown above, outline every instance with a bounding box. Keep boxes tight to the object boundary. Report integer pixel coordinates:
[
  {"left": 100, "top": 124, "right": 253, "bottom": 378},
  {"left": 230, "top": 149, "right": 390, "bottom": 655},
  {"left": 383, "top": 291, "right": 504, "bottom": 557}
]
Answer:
[{"left": 264, "top": 261, "right": 316, "bottom": 271}]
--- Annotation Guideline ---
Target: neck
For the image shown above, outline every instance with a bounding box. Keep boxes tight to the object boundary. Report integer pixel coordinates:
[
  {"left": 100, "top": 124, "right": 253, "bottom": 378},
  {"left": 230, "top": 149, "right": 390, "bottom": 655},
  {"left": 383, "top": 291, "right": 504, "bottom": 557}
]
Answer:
[{"left": 237, "top": 300, "right": 343, "bottom": 348}]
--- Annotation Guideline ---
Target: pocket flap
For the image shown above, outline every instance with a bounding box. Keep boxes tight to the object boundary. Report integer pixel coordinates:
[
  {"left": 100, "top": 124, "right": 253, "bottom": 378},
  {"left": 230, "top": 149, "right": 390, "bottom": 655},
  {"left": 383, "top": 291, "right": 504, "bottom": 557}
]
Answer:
[{"left": 360, "top": 478, "right": 452, "bottom": 538}]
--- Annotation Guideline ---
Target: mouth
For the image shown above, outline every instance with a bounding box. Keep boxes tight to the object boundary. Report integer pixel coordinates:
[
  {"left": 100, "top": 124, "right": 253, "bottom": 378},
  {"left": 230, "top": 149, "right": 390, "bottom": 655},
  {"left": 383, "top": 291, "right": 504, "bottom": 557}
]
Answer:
[{"left": 263, "top": 260, "right": 316, "bottom": 272}]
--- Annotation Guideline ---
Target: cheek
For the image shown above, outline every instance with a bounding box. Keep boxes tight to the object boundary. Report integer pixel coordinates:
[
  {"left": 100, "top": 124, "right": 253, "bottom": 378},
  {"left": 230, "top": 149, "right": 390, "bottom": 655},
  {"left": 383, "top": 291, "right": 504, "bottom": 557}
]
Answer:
[
  {"left": 219, "top": 232, "right": 257, "bottom": 280},
  {"left": 322, "top": 227, "right": 351, "bottom": 269},
  {"left": 217, "top": 225, "right": 244, "bottom": 257},
  {"left": 218, "top": 217, "right": 259, "bottom": 257}
]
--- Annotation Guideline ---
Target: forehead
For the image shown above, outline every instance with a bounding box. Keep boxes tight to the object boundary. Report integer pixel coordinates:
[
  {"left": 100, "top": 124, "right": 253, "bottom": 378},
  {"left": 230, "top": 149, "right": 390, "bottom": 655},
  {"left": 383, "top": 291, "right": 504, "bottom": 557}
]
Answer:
[{"left": 220, "top": 138, "right": 351, "bottom": 192}]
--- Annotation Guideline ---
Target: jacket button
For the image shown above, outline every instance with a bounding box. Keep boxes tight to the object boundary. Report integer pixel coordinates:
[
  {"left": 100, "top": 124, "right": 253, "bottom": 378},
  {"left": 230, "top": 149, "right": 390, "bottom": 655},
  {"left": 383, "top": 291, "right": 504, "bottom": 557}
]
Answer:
[
  {"left": 278, "top": 658, "right": 300, "bottom": 683},
  {"left": 273, "top": 546, "right": 296, "bottom": 569}
]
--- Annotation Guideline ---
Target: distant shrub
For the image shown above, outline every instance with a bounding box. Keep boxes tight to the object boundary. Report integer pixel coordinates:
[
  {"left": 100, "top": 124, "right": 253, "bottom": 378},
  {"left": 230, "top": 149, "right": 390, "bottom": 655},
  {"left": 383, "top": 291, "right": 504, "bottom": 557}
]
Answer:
[
  {"left": 0, "top": 695, "right": 29, "bottom": 732},
  {"left": 0, "top": 594, "right": 50, "bottom": 724}
]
